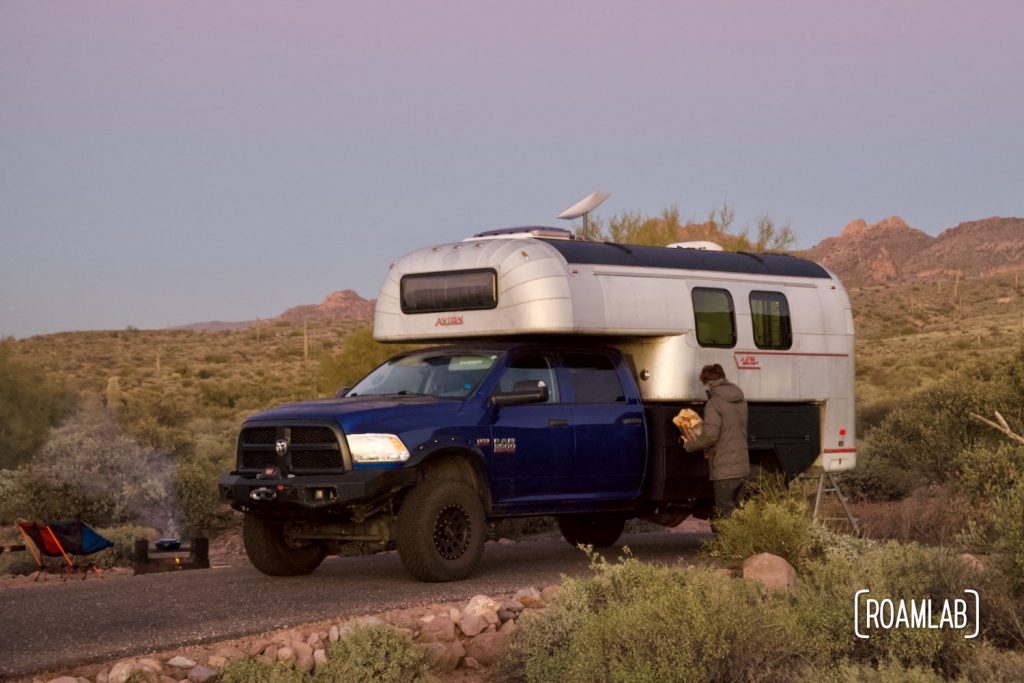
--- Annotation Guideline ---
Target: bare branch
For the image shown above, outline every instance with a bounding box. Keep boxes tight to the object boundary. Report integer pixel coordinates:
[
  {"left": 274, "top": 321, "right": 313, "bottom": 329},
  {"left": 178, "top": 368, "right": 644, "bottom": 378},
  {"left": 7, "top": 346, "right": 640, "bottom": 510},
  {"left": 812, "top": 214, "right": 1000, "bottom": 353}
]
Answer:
[{"left": 969, "top": 412, "right": 1024, "bottom": 445}]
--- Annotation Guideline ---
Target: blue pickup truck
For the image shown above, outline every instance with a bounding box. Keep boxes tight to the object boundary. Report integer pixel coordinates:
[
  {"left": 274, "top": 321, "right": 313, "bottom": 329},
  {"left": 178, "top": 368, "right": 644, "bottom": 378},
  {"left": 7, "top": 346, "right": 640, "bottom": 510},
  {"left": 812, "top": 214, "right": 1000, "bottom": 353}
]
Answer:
[
  {"left": 219, "top": 342, "right": 682, "bottom": 581},
  {"left": 220, "top": 229, "right": 854, "bottom": 581}
]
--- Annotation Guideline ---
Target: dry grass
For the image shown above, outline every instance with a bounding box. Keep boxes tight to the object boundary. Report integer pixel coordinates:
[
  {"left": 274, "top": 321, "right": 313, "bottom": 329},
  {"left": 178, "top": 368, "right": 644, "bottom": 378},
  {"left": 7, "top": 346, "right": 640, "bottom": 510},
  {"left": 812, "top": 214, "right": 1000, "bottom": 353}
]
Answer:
[{"left": 847, "top": 486, "right": 974, "bottom": 546}]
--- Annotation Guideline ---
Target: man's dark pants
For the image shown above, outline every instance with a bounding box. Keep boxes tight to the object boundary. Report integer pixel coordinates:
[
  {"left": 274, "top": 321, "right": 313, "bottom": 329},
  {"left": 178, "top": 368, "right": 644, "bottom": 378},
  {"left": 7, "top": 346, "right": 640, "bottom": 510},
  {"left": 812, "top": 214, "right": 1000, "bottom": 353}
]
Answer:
[{"left": 713, "top": 478, "right": 746, "bottom": 518}]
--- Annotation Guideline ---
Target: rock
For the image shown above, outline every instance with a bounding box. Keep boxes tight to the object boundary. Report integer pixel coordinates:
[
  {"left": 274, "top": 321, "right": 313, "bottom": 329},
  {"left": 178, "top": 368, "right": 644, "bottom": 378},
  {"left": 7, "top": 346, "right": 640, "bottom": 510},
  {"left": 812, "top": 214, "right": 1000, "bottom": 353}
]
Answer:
[
  {"left": 247, "top": 638, "right": 271, "bottom": 656},
  {"left": 255, "top": 655, "right": 273, "bottom": 666},
  {"left": 291, "top": 640, "right": 313, "bottom": 660},
  {"left": 421, "top": 642, "right": 460, "bottom": 673},
  {"left": 206, "top": 656, "right": 227, "bottom": 669},
  {"left": 186, "top": 665, "right": 218, "bottom": 683},
  {"left": 276, "top": 646, "right": 296, "bottom": 666},
  {"left": 389, "top": 611, "right": 419, "bottom": 631},
  {"left": 959, "top": 553, "right": 985, "bottom": 572},
  {"left": 742, "top": 553, "right": 797, "bottom": 591},
  {"left": 514, "top": 587, "right": 545, "bottom": 609},
  {"left": 296, "top": 653, "right": 315, "bottom": 674},
  {"left": 215, "top": 646, "right": 244, "bottom": 660},
  {"left": 499, "top": 619, "right": 518, "bottom": 636},
  {"left": 109, "top": 658, "right": 162, "bottom": 683},
  {"left": 449, "top": 608, "right": 461, "bottom": 623},
  {"left": 541, "top": 584, "right": 560, "bottom": 604},
  {"left": 158, "top": 675, "right": 178, "bottom": 683},
  {"left": 329, "top": 625, "right": 340, "bottom": 642},
  {"left": 263, "top": 645, "right": 278, "bottom": 661},
  {"left": 497, "top": 537, "right": 515, "bottom": 545},
  {"left": 463, "top": 656, "right": 481, "bottom": 670},
  {"left": 459, "top": 595, "right": 501, "bottom": 636},
  {"left": 419, "top": 615, "right": 456, "bottom": 642},
  {"left": 166, "top": 657, "right": 196, "bottom": 669},
  {"left": 96, "top": 674, "right": 110, "bottom": 683},
  {"left": 314, "top": 649, "right": 328, "bottom": 668},
  {"left": 45, "top": 677, "right": 79, "bottom": 683},
  {"left": 357, "top": 615, "right": 386, "bottom": 627},
  {"left": 465, "top": 629, "right": 511, "bottom": 666},
  {"left": 497, "top": 608, "right": 516, "bottom": 623},
  {"left": 501, "top": 598, "right": 524, "bottom": 614}
]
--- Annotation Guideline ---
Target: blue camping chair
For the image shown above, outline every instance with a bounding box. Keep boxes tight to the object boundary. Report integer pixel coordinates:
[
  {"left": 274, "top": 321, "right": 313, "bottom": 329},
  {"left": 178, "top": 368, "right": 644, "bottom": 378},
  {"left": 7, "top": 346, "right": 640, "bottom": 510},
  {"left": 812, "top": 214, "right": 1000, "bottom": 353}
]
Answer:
[{"left": 17, "top": 519, "right": 114, "bottom": 580}]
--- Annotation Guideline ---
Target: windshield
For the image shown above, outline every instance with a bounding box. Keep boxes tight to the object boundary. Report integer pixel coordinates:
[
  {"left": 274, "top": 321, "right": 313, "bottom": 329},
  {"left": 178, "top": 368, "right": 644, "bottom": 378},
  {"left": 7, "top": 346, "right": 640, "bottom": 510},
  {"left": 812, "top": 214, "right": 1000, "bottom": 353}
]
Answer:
[{"left": 348, "top": 350, "right": 499, "bottom": 398}]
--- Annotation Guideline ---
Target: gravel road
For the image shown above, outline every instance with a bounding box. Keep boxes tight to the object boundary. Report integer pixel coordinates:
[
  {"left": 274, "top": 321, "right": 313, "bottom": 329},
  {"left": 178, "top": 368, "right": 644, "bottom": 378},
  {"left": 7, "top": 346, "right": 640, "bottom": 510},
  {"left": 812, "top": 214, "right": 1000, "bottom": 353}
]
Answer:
[{"left": 0, "top": 531, "right": 709, "bottom": 680}]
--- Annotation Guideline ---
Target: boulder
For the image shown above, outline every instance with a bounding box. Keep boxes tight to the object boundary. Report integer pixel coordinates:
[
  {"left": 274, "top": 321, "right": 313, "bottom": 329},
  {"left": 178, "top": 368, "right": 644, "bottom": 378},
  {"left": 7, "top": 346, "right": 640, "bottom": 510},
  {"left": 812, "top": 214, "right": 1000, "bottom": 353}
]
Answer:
[
  {"left": 109, "top": 658, "right": 162, "bottom": 683},
  {"left": 45, "top": 677, "right": 79, "bottom": 683},
  {"left": 247, "top": 638, "right": 271, "bottom": 656},
  {"left": 541, "top": 584, "right": 561, "bottom": 604},
  {"left": 742, "top": 553, "right": 797, "bottom": 590},
  {"left": 459, "top": 595, "right": 501, "bottom": 637},
  {"left": 290, "top": 640, "right": 313, "bottom": 660},
  {"left": 464, "top": 630, "right": 510, "bottom": 667},
  {"left": 420, "top": 642, "right": 460, "bottom": 673},
  {"left": 419, "top": 615, "right": 456, "bottom": 642},
  {"left": 959, "top": 553, "right": 985, "bottom": 572},
  {"left": 313, "top": 649, "right": 328, "bottom": 668},
  {"left": 276, "top": 646, "right": 296, "bottom": 666},
  {"left": 328, "top": 625, "right": 340, "bottom": 642},
  {"left": 166, "top": 657, "right": 196, "bottom": 670},
  {"left": 186, "top": 665, "right": 218, "bottom": 683},
  {"left": 214, "top": 646, "right": 244, "bottom": 660},
  {"left": 205, "top": 656, "right": 227, "bottom": 669},
  {"left": 514, "top": 587, "right": 545, "bottom": 609},
  {"left": 296, "top": 653, "right": 315, "bottom": 674}
]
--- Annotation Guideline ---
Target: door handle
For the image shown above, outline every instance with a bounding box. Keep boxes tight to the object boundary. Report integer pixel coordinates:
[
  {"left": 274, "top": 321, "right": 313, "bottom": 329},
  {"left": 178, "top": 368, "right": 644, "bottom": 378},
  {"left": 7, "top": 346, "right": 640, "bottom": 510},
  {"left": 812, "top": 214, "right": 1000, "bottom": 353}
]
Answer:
[
  {"left": 622, "top": 418, "right": 643, "bottom": 426},
  {"left": 548, "top": 418, "right": 570, "bottom": 427}
]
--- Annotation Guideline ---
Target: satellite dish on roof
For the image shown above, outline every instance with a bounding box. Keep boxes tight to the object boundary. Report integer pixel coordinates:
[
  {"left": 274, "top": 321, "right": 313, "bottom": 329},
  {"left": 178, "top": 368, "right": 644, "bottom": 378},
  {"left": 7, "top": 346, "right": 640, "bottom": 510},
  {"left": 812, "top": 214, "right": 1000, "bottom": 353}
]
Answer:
[{"left": 557, "top": 191, "right": 610, "bottom": 237}]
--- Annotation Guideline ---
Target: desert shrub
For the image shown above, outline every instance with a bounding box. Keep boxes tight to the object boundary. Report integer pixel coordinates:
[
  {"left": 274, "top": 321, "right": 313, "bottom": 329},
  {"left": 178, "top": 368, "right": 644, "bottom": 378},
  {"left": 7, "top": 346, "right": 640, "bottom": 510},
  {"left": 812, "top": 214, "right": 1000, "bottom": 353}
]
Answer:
[
  {"left": 0, "top": 344, "right": 67, "bottom": 469},
  {"left": 954, "top": 442, "right": 1024, "bottom": 503},
  {"left": 704, "top": 476, "right": 813, "bottom": 568},
  {"left": 219, "top": 656, "right": 308, "bottom": 683},
  {"left": 498, "top": 553, "right": 817, "bottom": 683},
  {"left": 313, "top": 625, "right": 430, "bottom": 683},
  {"left": 0, "top": 400, "right": 181, "bottom": 533},
  {"left": 90, "top": 524, "right": 157, "bottom": 568},
  {"left": 987, "top": 480, "right": 1024, "bottom": 590},
  {"left": 850, "top": 485, "right": 974, "bottom": 546},
  {"left": 795, "top": 658, "right": 946, "bottom": 682},
  {"left": 955, "top": 642, "right": 1024, "bottom": 682}
]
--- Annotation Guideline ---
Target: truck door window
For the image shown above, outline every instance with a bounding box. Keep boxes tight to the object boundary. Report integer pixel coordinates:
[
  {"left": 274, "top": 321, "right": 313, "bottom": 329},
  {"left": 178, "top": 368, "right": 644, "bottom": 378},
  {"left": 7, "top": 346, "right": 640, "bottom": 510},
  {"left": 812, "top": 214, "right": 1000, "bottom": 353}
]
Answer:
[
  {"left": 750, "top": 291, "right": 792, "bottom": 349},
  {"left": 496, "top": 353, "right": 559, "bottom": 402},
  {"left": 563, "top": 353, "right": 626, "bottom": 403},
  {"left": 692, "top": 287, "right": 736, "bottom": 348}
]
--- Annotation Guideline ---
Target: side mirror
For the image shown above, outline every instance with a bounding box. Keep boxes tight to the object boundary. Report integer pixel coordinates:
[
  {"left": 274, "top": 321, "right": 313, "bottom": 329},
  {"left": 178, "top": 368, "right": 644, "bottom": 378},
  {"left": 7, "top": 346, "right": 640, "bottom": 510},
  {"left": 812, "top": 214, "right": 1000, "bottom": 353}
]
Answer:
[
  {"left": 489, "top": 380, "right": 549, "bottom": 407},
  {"left": 335, "top": 386, "right": 351, "bottom": 398}
]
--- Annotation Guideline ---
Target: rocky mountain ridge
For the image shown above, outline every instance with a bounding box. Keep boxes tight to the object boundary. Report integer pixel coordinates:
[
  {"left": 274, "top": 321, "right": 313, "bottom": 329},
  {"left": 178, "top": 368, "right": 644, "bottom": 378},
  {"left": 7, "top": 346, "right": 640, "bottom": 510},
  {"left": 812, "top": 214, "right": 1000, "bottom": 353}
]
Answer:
[
  {"left": 806, "top": 215, "right": 1024, "bottom": 287},
  {"left": 176, "top": 289, "right": 375, "bottom": 332}
]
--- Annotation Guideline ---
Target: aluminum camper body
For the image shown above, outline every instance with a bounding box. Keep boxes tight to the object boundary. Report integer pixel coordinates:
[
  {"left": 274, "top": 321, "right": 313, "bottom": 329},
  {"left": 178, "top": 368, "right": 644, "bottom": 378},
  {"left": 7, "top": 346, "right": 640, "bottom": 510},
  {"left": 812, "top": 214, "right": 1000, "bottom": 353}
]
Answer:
[{"left": 374, "top": 232, "right": 856, "bottom": 473}]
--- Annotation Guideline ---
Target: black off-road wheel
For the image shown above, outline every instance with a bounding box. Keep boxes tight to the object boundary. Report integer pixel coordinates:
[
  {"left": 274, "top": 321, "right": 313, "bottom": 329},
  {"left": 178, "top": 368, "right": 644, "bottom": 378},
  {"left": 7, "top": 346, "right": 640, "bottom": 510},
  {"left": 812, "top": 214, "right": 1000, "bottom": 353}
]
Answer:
[
  {"left": 242, "top": 515, "right": 327, "bottom": 577},
  {"left": 397, "top": 480, "right": 486, "bottom": 582},
  {"left": 557, "top": 513, "right": 627, "bottom": 548}
]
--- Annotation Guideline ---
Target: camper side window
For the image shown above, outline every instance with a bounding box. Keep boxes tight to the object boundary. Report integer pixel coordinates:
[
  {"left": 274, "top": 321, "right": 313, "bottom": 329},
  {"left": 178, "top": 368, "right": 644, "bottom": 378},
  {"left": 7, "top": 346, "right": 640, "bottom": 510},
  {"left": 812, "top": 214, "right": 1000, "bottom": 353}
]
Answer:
[
  {"left": 692, "top": 288, "right": 736, "bottom": 347},
  {"left": 563, "top": 352, "right": 626, "bottom": 403},
  {"left": 750, "top": 291, "right": 792, "bottom": 350}
]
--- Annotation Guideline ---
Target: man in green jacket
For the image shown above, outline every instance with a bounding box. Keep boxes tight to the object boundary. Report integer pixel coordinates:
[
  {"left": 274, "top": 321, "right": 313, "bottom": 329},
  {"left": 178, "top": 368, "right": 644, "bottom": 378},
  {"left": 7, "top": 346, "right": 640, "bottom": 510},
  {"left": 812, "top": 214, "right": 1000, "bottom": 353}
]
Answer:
[{"left": 683, "top": 364, "right": 750, "bottom": 517}]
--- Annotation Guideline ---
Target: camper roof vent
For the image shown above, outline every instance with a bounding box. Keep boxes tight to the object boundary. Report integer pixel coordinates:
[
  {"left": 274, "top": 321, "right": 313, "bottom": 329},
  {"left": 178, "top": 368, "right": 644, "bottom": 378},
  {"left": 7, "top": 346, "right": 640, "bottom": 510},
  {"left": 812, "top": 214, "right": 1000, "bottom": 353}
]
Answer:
[
  {"left": 667, "top": 240, "right": 724, "bottom": 251},
  {"left": 466, "top": 226, "right": 576, "bottom": 241}
]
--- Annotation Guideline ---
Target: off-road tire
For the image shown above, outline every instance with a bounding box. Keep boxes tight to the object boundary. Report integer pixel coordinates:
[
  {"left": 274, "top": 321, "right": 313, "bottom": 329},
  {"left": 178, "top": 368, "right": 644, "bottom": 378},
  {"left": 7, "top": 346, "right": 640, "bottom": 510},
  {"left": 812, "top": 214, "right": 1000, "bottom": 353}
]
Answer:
[
  {"left": 242, "top": 514, "right": 327, "bottom": 577},
  {"left": 557, "top": 513, "right": 627, "bottom": 548},
  {"left": 397, "top": 480, "right": 485, "bottom": 582}
]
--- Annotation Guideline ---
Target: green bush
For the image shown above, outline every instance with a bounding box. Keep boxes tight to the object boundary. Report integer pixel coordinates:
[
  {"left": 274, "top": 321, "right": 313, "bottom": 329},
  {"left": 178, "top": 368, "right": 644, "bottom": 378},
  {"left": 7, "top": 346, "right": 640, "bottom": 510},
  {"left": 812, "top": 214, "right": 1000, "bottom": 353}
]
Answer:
[
  {"left": 219, "top": 656, "right": 308, "bottom": 683},
  {"left": 988, "top": 480, "right": 1024, "bottom": 590},
  {"left": 704, "top": 476, "right": 813, "bottom": 568},
  {"left": 954, "top": 442, "right": 1024, "bottom": 504},
  {"left": 498, "top": 552, "right": 816, "bottom": 683},
  {"left": 0, "top": 344, "right": 67, "bottom": 469},
  {"left": 313, "top": 625, "right": 430, "bottom": 683}
]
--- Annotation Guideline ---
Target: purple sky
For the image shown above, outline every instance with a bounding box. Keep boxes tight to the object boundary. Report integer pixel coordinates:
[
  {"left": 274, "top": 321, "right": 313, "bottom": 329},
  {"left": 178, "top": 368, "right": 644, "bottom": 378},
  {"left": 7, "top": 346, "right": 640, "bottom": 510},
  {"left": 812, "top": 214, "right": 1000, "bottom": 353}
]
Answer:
[{"left": 2, "top": 1, "right": 1022, "bottom": 338}]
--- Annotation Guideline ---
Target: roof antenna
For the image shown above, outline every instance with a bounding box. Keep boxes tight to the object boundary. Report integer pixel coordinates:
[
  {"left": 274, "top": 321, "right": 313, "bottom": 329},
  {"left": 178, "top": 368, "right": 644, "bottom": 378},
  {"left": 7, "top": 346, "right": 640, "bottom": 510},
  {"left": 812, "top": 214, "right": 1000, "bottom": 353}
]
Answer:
[{"left": 558, "top": 192, "right": 610, "bottom": 237}]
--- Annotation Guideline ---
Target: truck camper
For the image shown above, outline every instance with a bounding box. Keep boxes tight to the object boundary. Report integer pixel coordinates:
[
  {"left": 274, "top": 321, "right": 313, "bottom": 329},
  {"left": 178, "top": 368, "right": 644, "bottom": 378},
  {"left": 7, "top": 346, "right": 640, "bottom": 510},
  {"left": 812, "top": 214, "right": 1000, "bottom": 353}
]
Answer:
[{"left": 220, "top": 223, "right": 856, "bottom": 582}]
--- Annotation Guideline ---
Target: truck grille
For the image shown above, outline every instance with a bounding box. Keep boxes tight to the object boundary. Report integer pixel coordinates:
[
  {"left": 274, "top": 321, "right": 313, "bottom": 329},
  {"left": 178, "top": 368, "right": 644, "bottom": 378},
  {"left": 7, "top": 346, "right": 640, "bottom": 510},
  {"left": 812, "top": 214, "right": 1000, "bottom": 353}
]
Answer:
[{"left": 237, "top": 424, "right": 344, "bottom": 473}]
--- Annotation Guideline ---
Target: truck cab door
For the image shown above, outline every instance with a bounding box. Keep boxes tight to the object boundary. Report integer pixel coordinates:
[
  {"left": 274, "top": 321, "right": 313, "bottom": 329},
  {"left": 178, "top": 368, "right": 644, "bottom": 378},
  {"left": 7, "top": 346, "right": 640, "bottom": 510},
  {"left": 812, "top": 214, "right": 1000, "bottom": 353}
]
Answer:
[
  {"left": 487, "top": 351, "right": 574, "bottom": 504},
  {"left": 561, "top": 351, "right": 646, "bottom": 499}
]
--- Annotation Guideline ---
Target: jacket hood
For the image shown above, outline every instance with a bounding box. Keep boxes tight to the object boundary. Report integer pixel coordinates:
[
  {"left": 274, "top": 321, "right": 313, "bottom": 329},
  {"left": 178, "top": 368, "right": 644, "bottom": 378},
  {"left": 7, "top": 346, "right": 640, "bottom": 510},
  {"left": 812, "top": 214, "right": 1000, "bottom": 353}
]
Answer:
[{"left": 708, "top": 379, "right": 745, "bottom": 403}]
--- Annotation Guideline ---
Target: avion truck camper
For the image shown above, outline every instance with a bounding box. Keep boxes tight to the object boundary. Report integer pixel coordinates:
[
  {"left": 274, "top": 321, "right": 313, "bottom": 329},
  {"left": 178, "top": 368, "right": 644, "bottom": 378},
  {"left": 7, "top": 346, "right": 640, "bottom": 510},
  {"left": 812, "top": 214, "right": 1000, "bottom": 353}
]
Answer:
[{"left": 220, "top": 222, "right": 856, "bottom": 582}]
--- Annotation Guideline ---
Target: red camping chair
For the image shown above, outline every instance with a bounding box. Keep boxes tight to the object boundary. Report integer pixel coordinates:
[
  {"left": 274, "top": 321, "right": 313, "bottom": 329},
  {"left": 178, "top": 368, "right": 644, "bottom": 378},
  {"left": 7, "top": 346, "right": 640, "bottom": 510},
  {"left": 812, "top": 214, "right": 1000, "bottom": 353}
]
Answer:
[{"left": 17, "top": 520, "right": 114, "bottom": 580}]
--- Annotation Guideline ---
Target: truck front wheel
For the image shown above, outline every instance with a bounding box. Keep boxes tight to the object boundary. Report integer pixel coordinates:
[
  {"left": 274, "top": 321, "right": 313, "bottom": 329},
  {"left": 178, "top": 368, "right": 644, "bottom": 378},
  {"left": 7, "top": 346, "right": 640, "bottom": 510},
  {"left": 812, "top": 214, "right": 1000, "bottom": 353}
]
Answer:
[
  {"left": 557, "top": 513, "right": 626, "bottom": 548},
  {"left": 397, "top": 480, "right": 485, "bottom": 582},
  {"left": 242, "top": 515, "right": 327, "bottom": 577}
]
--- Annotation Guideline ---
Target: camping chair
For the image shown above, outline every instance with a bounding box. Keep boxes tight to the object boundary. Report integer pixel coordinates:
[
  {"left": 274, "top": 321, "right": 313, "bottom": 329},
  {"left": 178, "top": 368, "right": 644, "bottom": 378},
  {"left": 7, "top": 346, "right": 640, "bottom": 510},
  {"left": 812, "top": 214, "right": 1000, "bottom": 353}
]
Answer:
[{"left": 17, "top": 519, "right": 114, "bottom": 581}]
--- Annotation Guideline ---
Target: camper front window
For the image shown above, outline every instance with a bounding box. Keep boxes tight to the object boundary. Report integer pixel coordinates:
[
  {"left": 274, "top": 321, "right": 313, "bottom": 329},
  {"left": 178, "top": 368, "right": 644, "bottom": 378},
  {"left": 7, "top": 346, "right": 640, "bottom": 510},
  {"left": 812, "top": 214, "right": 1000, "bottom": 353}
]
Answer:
[
  {"left": 348, "top": 351, "right": 498, "bottom": 398},
  {"left": 400, "top": 269, "right": 498, "bottom": 314}
]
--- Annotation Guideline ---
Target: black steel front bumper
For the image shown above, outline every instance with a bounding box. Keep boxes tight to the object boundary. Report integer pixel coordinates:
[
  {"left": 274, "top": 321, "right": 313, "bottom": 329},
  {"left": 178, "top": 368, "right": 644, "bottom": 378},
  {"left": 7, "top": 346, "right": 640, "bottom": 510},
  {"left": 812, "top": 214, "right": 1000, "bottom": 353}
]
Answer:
[{"left": 218, "top": 468, "right": 416, "bottom": 511}]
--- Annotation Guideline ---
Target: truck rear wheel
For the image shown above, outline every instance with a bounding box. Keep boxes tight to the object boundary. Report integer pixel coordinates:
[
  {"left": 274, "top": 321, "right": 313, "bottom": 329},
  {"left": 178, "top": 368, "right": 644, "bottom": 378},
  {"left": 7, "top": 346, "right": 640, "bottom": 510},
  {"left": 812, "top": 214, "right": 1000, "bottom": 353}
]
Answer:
[
  {"left": 397, "top": 480, "right": 485, "bottom": 582},
  {"left": 557, "top": 513, "right": 626, "bottom": 548},
  {"left": 242, "top": 515, "right": 327, "bottom": 577}
]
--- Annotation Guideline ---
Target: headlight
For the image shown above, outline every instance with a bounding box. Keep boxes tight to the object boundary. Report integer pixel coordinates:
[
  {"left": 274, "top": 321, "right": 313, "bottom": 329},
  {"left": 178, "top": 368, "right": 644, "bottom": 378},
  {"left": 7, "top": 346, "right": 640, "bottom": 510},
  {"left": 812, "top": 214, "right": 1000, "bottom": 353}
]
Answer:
[{"left": 347, "top": 433, "right": 410, "bottom": 463}]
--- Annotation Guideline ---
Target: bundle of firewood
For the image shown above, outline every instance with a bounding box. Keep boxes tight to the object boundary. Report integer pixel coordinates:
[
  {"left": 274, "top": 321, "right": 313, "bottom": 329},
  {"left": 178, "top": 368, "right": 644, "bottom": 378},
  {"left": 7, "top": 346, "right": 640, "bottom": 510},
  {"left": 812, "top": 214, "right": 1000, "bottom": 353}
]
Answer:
[{"left": 672, "top": 408, "right": 702, "bottom": 441}]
